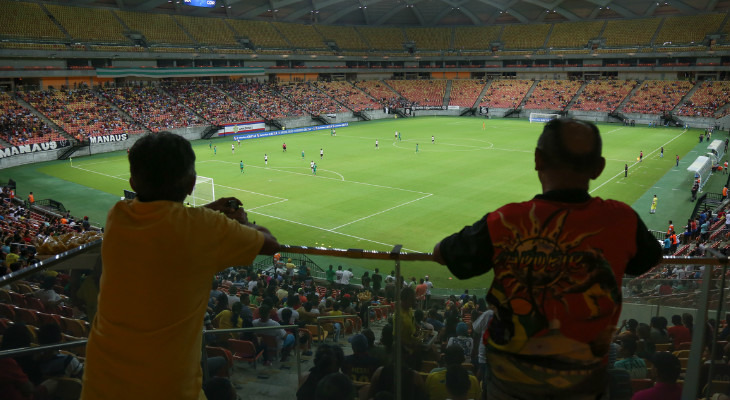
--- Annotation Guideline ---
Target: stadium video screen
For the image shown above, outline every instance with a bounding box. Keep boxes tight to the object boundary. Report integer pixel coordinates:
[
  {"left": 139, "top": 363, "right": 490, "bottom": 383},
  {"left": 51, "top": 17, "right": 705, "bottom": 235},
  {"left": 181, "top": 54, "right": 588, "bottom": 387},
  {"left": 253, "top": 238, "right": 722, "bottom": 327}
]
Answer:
[{"left": 183, "top": 0, "right": 215, "bottom": 7}]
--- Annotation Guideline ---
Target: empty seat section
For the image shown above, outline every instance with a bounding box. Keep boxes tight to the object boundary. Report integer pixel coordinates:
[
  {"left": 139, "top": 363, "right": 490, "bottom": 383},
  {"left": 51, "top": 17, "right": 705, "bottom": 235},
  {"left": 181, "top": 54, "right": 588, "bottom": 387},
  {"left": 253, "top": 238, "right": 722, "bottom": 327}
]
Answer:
[
  {"left": 448, "top": 80, "right": 487, "bottom": 108},
  {"left": 571, "top": 80, "right": 637, "bottom": 112},
  {"left": 175, "top": 15, "right": 237, "bottom": 46},
  {"left": 501, "top": 24, "right": 550, "bottom": 49},
  {"left": 654, "top": 14, "right": 725, "bottom": 46},
  {"left": 116, "top": 10, "right": 194, "bottom": 45},
  {"left": 314, "top": 25, "right": 368, "bottom": 50},
  {"left": 45, "top": 4, "right": 128, "bottom": 43},
  {"left": 356, "top": 26, "right": 405, "bottom": 51},
  {"left": 226, "top": 19, "right": 288, "bottom": 49},
  {"left": 453, "top": 26, "right": 501, "bottom": 52},
  {"left": 523, "top": 80, "right": 582, "bottom": 110},
  {"left": 385, "top": 80, "right": 446, "bottom": 107},
  {"left": 405, "top": 27, "right": 451, "bottom": 51},
  {"left": 0, "top": 0, "right": 65, "bottom": 40},
  {"left": 602, "top": 18, "right": 660, "bottom": 47},
  {"left": 621, "top": 80, "right": 693, "bottom": 114},
  {"left": 547, "top": 21, "right": 604, "bottom": 49},
  {"left": 479, "top": 80, "right": 532, "bottom": 108},
  {"left": 272, "top": 22, "right": 326, "bottom": 50}
]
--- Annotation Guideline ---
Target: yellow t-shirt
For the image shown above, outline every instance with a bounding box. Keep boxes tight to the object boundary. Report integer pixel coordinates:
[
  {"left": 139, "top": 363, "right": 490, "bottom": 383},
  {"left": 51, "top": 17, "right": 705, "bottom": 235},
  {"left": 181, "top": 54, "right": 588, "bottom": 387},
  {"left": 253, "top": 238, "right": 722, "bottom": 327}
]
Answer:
[
  {"left": 424, "top": 368, "right": 481, "bottom": 400},
  {"left": 81, "top": 200, "right": 264, "bottom": 400}
]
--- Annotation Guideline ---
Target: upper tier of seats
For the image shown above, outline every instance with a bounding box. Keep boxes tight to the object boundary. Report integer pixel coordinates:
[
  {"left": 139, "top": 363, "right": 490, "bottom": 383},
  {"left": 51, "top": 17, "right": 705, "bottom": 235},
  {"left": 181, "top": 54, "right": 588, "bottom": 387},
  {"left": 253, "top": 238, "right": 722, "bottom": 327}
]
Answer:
[
  {"left": 100, "top": 87, "right": 206, "bottom": 132},
  {"left": 621, "top": 80, "right": 694, "bottom": 115},
  {"left": 448, "top": 80, "right": 487, "bottom": 108},
  {"left": 547, "top": 21, "right": 604, "bottom": 49},
  {"left": 22, "top": 89, "right": 144, "bottom": 138},
  {"left": 452, "top": 26, "right": 501, "bottom": 52},
  {"left": 654, "top": 14, "right": 725, "bottom": 46},
  {"left": 479, "top": 80, "right": 532, "bottom": 108},
  {"left": 175, "top": 15, "right": 238, "bottom": 47},
  {"left": 522, "top": 80, "right": 582, "bottom": 110},
  {"left": 602, "top": 18, "right": 663, "bottom": 47},
  {"left": 405, "top": 27, "right": 452, "bottom": 51},
  {"left": 0, "top": 0, "right": 65, "bottom": 41},
  {"left": 356, "top": 27, "right": 405, "bottom": 51},
  {"left": 115, "top": 11, "right": 191, "bottom": 45},
  {"left": 272, "top": 22, "right": 327, "bottom": 50},
  {"left": 570, "top": 80, "right": 637, "bottom": 113},
  {"left": 501, "top": 24, "right": 550, "bottom": 49},
  {"left": 314, "top": 25, "right": 368, "bottom": 51},
  {"left": 45, "top": 4, "right": 128, "bottom": 44},
  {"left": 385, "top": 80, "right": 446, "bottom": 107}
]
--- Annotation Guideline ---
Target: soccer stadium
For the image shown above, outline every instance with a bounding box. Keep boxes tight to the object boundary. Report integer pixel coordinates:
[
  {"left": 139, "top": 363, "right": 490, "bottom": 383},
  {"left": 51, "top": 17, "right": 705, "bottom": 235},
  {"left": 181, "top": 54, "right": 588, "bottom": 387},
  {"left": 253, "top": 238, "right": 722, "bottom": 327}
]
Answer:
[{"left": 1, "top": 0, "right": 730, "bottom": 398}]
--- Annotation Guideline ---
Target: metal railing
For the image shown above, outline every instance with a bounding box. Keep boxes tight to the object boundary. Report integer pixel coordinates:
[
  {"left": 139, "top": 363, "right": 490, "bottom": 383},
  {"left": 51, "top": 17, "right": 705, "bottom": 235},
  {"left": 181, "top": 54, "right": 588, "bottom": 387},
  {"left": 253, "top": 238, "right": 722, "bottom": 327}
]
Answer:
[{"left": 2, "top": 243, "right": 729, "bottom": 399}]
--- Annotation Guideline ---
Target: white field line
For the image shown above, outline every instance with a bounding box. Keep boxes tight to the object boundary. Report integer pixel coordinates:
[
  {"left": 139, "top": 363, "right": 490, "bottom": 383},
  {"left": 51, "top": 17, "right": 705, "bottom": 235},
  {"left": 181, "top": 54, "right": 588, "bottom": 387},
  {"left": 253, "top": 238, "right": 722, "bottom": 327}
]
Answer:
[
  {"left": 331, "top": 193, "right": 433, "bottom": 230},
  {"left": 590, "top": 129, "right": 687, "bottom": 194}
]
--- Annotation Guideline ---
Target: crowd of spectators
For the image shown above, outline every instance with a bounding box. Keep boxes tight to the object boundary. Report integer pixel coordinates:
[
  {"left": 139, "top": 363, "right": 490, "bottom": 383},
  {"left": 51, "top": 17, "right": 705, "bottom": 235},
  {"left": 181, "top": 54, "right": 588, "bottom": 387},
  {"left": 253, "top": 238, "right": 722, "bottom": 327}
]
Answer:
[
  {"left": 479, "top": 79, "right": 532, "bottom": 109},
  {"left": 99, "top": 86, "right": 205, "bottom": 132},
  {"left": 277, "top": 82, "right": 345, "bottom": 116},
  {"left": 218, "top": 81, "right": 305, "bottom": 120},
  {"left": 522, "top": 79, "right": 582, "bottom": 110},
  {"left": 0, "top": 93, "right": 64, "bottom": 147},
  {"left": 570, "top": 79, "right": 638, "bottom": 112},
  {"left": 310, "top": 81, "right": 381, "bottom": 112},
  {"left": 161, "top": 81, "right": 258, "bottom": 125},
  {"left": 385, "top": 80, "right": 447, "bottom": 107},
  {"left": 676, "top": 81, "right": 730, "bottom": 118},
  {"left": 22, "top": 88, "right": 145, "bottom": 141},
  {"left": 621, "top": 80, "right": 694, "bottom": 114}
]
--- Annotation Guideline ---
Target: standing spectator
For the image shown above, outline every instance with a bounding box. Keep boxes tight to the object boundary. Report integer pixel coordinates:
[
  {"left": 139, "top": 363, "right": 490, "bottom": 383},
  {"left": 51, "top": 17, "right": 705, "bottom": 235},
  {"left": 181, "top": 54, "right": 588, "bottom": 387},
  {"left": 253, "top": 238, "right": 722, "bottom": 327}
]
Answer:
[
  {"left": 371, "top": 268, "right": 383, "bottom": 296},
  {"left": 27, "top": 192, "right": 34, "bottom": 205},
  {"left": 361, "top": 271, "right": 371, "bottom": 291},
  {"left": 424, "top": 275, "right": 434, "bottom": 308},
  {"left": 335, "top": 265, "right": 344, "bottom": 288},
  {"left": 432, "top": 119, "right": 661, "bottom": 398},
  {"left": 415, "top": 279, "right": 427, "bottom": 309},
  {"left": 80, "top": 132, "right": 279, "bottom": 400},
  {"left": 446, "top": 322, "right": 473, "bottom": 359}
]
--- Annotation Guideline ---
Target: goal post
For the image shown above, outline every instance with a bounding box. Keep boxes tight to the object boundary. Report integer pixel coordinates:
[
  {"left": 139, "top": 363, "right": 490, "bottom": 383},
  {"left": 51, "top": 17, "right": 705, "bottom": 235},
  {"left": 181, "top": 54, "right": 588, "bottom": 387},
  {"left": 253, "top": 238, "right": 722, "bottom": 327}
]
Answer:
[
  {"left": 529, "top": 113, "right": 560, "bottom": 123},
  {"left": 185, "top": 176, "right": 215, "bottom": 207}
]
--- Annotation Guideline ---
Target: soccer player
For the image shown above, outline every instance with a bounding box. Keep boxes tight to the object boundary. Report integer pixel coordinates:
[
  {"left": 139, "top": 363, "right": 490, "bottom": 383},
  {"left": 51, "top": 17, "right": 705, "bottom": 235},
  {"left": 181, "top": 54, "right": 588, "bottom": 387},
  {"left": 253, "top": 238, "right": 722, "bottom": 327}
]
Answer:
[
  {"left": 209, "top": 141, "right": 212, "bottom": 149},
  {"left": 416, "top": 143, "right": 419, "bottom": 153},
  {"left": 660, "top": 146, "right": 663, "bottom": 158},
  {"left": 283, "top": 142, "right": 287, "bottom": 152},
  {"left": 639, "top": 150, "right": 643, "bottom": 162},
  {"left": 482, "top": 121, "right": 486, "bottom": 130},
  {"left": 650, "top": 195, "right": 657, "bottom": 214},
  {"left": 231, "top": 144, "right": 234, "bottom": 154},
  {"left": 398, "top": 132, "right": 401, "bottom": 141},
  {"left": 375, "top": 140, "right": 379, "bottom": 149},
  {"left": 237, "top": 139, "right": 241, "bottom": 147},
  {"left": 320, "top": 148, "right": 324, "bottom": 160},
  {"left": 214, "top": 146, "right": 216, "bottom": 155},
  {"left": 240, "top": 160, "right": 244, "bottom": 174},
  {"left": 431, "top": 135, "right": 435, "bottom": 144},
  {"left": 313, "top": 163, "right": 317, "bottom": 175},
  {"left": 302, "top": 150, "right": 305, "bottom": 160},
  {"left": 395, "top": 131, "right": 398, "bottom": 141},
  {"left": 676, "top": 154, "right": 680, "bottom": 166},
  {"left": 625, "top": 163, "right": 628, "bottom": 177},
  {"left": 264, "top": 154, "right": 268, "bottom": 166},
  {"left": 310, "top": 160, "right": 314, "bottom": 173}
]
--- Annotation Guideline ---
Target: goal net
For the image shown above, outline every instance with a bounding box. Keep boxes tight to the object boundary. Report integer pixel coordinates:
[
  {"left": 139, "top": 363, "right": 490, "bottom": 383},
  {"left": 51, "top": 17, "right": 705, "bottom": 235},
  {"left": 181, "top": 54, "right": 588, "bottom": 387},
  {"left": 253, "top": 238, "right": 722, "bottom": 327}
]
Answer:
[
  {"left": 529, "top": 113, "right": 560, "bottom": 123},
  {"left": 185, "top": 176, "right": 215, "bottom": 207},
  {"left": 687, "top": 156, "right": 712, "bottom": 192}
]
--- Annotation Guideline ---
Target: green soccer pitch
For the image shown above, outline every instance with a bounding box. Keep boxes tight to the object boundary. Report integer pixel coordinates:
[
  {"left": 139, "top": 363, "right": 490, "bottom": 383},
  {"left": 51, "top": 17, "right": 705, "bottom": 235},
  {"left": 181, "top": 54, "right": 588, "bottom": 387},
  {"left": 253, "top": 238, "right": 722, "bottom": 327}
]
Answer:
[{"left": 0, "top": 117, "right": 703, "bottom": 290}]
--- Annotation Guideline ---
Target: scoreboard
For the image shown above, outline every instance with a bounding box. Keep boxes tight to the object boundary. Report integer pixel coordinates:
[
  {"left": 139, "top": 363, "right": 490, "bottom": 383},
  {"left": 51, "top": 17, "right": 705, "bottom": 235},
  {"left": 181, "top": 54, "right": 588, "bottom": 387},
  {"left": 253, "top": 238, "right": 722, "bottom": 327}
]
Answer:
[{"left": 183, "top": 0, "right": 215, "bottom": 7}]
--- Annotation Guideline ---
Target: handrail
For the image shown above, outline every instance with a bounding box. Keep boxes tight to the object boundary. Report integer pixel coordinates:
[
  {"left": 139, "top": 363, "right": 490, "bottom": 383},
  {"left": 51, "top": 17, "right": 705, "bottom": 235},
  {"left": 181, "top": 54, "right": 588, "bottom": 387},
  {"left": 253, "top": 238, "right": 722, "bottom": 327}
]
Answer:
[
  {"left": 0, "top": 239, "right": 102, "bottom": 286},
  {"left": 0, "top": 339, "right": 87, "bottom": 359}
]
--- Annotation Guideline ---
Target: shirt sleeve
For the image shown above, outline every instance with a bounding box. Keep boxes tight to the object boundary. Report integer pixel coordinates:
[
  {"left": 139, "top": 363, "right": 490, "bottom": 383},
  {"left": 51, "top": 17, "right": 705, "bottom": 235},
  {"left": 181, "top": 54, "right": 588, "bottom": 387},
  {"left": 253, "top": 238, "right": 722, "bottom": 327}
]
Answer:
[
  {"left": 625, "top": 211, "right": 663, "bottom": 276},
  {"left": 439, "top": 214, "right": 494, "bottom": 280}
]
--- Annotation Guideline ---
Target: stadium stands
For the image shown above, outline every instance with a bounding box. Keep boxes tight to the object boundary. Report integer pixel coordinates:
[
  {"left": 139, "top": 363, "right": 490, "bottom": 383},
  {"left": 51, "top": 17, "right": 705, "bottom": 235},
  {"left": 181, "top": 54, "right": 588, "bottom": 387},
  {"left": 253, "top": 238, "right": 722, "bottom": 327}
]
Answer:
[
  {"left": 676, "top": 81, "right": 730, "bottom": 118},
  {"left": 522, "top": 80, "right": 582, "bottom": 110},
  {"left": 479, "top": 80, "right": 532, "bottom": 109},
  {"left": 571, "top": 80, "right": 637, "bottom": 113},
  {"left": 163, "top": 82, "right": 256, "bottom": 125},
  {"left": 277, "top": 83, "right": 344, "bottom": 115},
  {"left": 174, "top": 15, "right": 238, "bottom": 47},
  {"left": 45, "top": 4, "right": 129, "bottom": 44},
  {"left": 453, "top": 26, "right": 501, "bottom": 52},
  {"left": 501, "top": 24, "right": 550, "bottom": 49},
  {"left": 547, "top": 21, "right": 604, "bottom": 49},
  {"left": 310, "top": 81, "right": 381, "bottom": 112},
  {"left": 0, "top": 0, "right": 66, "bottom": 41},
  {"left": 405, "top": 27, "right": 452, "bottom": 51},
  {"left": 272, "top": 22, "right": 327, "bottom": 50},
  {"left": 621, "top": 80, "right": 694, "bottom": 114},
  {"left": 385, "top": 80, "right": 446, "bottom": 107},
  {"left": 314, "top": 25, "right": 368, "bottom": 51},
  {"left": 356, "top": 26, "right": 405, "bottom": 51},
  {"left": 22, "top": 89, "right": 145, "bottom": 139},
  {"left": 100, "top": 87, "right": 206, "bottom": 132},
  {"left": 654, "top": 14, "right": 725, "bottom": 46},
  {"left": 448, "top": 80, "right": 487, "bottom": 108},
  {"left": 602, "top": 18, "right": 661, "bottom": 47},
  {"left": 115, "top": 10, "right": 194, "bottom": 45},
  {"left": 218, "top": 81, "right": 304, "bottom": 120},
  {"left": 353, "top": 81, "right": 402, "bottom": 107},
  {"left": 226, "top": 20, "right": 289, "bottom": 49},
  {"left": 0, "top": 92, "right": 64, "bottom": 146}
]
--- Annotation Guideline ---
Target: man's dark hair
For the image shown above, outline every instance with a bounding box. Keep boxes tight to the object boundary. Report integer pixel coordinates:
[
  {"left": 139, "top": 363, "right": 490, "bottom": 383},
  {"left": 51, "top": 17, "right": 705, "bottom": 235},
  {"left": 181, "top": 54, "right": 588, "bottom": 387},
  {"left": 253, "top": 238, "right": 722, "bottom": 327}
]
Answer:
[
  {"left": 537, "top": 118, "right": 602, "bottom": 173},
  {"left": 128, "top": 132, "right": 196, "bottom": 202},
  {"left": 652, "top": 352, "right": 681, "bottom": 383},
  {"left": 315, "top": 372, "right": 353, "bottom": 400},
  {"left": 620, "top": 337, "right": 638, "bottom": 356},
  {"left": 38, "top": 323, "right": 63, "bottom": 345},
  {"left": 445, "top": 365, "right": 470, "bottom": 397},
  {"left": 671, "top": 314, "right": 683, "bottom": 326}
]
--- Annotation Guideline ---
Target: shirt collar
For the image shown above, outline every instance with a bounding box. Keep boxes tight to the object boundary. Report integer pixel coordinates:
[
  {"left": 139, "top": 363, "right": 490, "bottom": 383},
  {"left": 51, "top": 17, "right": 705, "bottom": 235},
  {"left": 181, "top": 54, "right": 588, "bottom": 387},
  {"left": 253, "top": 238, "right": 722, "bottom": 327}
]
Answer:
[{"left": 535, "top": 189, "right": 591, "bottom": 203}]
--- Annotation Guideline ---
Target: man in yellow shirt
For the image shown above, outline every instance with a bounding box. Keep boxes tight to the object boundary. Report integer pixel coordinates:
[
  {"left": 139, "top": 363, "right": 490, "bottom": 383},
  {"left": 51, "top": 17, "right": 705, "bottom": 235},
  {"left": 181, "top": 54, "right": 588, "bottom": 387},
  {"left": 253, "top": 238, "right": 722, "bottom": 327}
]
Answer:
[{"left": 81, "top": 132, "right": 279, "bottom": 400}]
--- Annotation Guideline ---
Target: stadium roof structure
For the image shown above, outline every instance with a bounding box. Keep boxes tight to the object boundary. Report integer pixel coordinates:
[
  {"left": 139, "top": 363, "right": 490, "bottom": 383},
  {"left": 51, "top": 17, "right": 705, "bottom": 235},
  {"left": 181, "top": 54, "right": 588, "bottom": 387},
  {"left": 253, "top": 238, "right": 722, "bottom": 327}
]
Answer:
[{"left": 62, "top": 0, "right": 728, "bottom": 26}]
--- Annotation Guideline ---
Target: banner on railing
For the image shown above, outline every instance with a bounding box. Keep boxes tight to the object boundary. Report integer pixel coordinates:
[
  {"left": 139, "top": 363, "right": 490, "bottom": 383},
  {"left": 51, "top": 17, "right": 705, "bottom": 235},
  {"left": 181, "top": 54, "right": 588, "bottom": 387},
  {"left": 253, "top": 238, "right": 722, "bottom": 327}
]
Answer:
[
  {"left": 231, "top": 123, "right": 349, "bottom": 141},
  {"left": 0, "top": 141, "right": 70, "bottom": 159},
  {"left": 89, "top": 134, "right": 128, "bottom": 144},
  {"left": 219, "top": 120, "right": 266, "bottom": 137}
]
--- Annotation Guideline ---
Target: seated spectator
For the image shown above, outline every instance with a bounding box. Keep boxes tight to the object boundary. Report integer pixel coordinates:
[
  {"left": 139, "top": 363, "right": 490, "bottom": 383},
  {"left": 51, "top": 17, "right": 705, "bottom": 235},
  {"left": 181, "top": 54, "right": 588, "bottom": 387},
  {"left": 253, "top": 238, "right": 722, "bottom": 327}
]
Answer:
[
  {"left": 297, "top": 344, "right": 344, "bottom": 400},
  {"left": 667, "top": 314, "right": 691, "bottom": 349},
  {"left": 202, "top": 377, "right": 236, "bottom": 400},
  {"left": 613, "top": 337, "right": 647, "bottom": 379},
  {"left": 213, "top": 301, "right": 244, "bottom": 341},
  {"left": 444, "top": 364, "right": 473, "bottom": 400},
  {"left": 367, "top": 362, "right": 428, "bottom": 400},
  {"left": 425, "top": 344, "right": 480, "bottom": 400},
  {"left": 361, "top": 328, "right": 389, "bottom": 367},
  {"left": 446, "top": 322, "right": 473, "bottom": 358},
  {"left": 315, "top": 372, "right": 354, "bottom": 400},
  {"left": 253, "top": 303, "right": 294, "bottom": 362},
  {"left": 0, "top": 323, "right": 35, "bottom": 399},
  {"left": 342, "top": 333, "right": 381, "bottom": 384},
  {"left": 36, "top": 323, "right": 84, "bottom": 381},
  {"left": 632, "top": 352, "right": 682, "bottom": 400}
]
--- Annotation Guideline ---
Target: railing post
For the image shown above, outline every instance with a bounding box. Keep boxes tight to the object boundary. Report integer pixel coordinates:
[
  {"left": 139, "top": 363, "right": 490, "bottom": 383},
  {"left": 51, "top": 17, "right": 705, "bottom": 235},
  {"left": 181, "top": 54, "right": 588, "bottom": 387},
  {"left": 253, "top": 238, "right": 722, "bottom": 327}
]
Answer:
[{"left": 390, "top": 244, "right": 403, "bottom": 400}]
